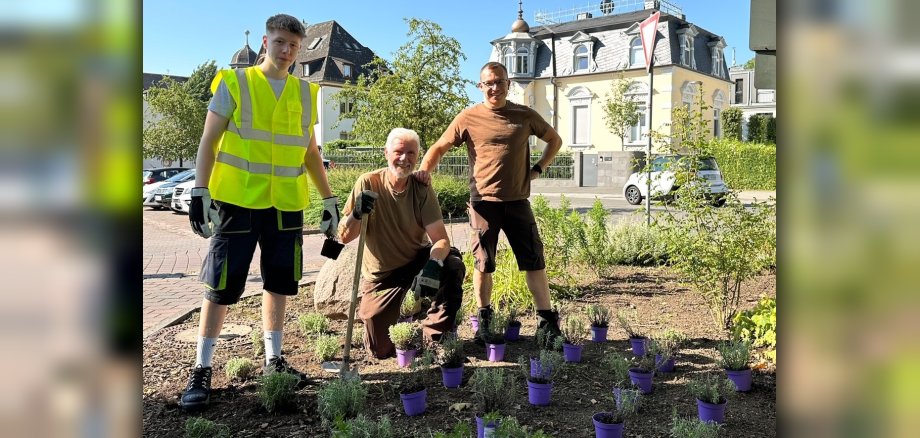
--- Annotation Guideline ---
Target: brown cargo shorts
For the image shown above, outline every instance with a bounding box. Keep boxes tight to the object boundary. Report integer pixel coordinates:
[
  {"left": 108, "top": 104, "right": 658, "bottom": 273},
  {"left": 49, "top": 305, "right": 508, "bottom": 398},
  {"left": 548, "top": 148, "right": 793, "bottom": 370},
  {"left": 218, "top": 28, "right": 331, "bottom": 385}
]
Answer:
[{"left": 468, "top": 199, "right": 545, "bottom": 273}]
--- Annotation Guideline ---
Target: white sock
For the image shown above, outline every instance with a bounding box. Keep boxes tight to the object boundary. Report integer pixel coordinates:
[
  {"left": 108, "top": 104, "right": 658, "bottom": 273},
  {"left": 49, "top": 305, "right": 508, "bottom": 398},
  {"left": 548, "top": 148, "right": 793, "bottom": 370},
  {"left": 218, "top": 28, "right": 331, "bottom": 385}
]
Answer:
[
  {"left": 265, "top": 330, "right": 283, "bottom": 364},
  {"left": 195, "top": 336, "right": 218, "bottom": 368}
]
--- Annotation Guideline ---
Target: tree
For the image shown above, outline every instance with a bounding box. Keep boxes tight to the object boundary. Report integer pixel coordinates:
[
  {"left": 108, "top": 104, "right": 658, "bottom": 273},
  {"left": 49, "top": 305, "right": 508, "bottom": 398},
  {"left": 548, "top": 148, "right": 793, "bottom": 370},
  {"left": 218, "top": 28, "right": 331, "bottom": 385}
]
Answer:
[
  {"left": 743, "top": 57, "right": 755, "bottom": 69},
  {"left": 183, "top": 60, "right": 217, "bottom": 104},
  {"left": 601, "top": 74, "right": 641, "bottom": 145},
  {"left": 721, "top": 107, "right": 743, "bottom": 141},
  {"left": 143, "top": 76, "right": 206, "bottom": 165},
  {"left": 330, "top": 18, "right": 472, "bottom": 148}
]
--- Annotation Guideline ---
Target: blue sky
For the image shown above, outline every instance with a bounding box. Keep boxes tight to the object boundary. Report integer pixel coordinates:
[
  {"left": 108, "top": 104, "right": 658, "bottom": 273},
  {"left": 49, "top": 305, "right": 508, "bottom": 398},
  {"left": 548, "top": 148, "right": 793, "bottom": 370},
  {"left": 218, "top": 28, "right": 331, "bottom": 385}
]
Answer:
[{"left": 143, "top": 0, "right": 753, "bottom": 100}]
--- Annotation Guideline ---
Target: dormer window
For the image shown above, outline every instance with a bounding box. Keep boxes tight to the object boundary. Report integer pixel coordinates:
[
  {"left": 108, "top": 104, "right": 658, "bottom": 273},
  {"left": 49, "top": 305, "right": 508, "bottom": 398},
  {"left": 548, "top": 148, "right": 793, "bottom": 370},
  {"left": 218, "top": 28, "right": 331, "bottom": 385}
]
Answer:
[
  {"left": 503, "top": 47, "right": 514, "bottom": 73},
  {"left": 708, "top": 38, "right": 726, "bottom": 78},
  {"left": 302, "top": 63, "right": 310, "bottom": 76},
  {"left": 343, "top": 64, "right": 352, "bottom": 78},
  {"left": 677, "top": 26, "right": 698, "bottom": 69},
  {"left": 629, "top": 38, "right": 643, "bottom": 67},
  {"left": 307, "top": 37, "right": 322, "bottom": 50},
  {"left": 514, "top": 47, "right": 530, "bottom": 74},
  {"left": 575, "top": 45, "right": 590, "bottom": 72}
]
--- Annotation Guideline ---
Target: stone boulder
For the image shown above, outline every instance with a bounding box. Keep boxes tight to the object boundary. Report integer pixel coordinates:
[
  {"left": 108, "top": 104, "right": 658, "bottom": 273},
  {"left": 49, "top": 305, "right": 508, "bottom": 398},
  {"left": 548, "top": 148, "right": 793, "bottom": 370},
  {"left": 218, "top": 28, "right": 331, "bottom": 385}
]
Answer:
[{"left": 312, "top": 245, "right": 362, "bottom": 319}]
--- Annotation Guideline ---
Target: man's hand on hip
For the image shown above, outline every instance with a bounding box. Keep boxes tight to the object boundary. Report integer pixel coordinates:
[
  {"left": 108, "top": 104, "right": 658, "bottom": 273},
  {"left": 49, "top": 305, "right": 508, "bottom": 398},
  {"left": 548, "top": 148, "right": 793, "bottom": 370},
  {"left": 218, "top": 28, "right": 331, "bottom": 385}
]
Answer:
[
  {"left": 189, "top": 187, "right": 221, "bottom": 238},
  {"left": 320, "top": 197, "right": 341, "bottom": 238}
]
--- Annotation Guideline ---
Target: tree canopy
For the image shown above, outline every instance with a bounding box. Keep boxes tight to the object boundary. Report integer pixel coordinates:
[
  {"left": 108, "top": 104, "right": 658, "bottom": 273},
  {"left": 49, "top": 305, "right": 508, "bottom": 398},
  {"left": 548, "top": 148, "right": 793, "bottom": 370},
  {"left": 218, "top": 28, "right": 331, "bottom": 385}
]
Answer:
[
  {"left": 330, "top": 18, "right": 472, "bottom": 149},
  {"left": 143, "top": 61, "right": 216, "bottom": 164},
  {"left": 602, "top": 74, "right": 641, "bottom": 143}
]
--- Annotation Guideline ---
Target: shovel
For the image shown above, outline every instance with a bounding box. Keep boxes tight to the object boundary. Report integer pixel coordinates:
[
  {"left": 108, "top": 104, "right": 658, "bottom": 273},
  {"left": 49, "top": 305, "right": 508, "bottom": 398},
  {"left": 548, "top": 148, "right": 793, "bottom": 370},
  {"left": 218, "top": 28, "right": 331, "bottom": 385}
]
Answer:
[{"left": 321, "top": 216, "right": 368, "bottom": 379}]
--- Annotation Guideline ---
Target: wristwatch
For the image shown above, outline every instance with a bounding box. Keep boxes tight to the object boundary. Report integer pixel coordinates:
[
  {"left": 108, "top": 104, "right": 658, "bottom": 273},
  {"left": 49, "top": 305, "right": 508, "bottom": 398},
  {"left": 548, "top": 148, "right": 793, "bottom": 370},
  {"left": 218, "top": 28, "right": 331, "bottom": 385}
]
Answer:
[{"left": 531, "top": 163, "right": 543, "bottom": 174}]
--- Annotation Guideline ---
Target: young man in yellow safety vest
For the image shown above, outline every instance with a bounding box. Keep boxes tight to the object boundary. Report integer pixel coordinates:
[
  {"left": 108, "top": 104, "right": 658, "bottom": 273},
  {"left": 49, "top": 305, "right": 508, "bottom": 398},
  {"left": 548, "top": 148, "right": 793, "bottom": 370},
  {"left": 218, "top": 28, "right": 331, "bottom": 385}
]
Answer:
[{"left": 181, "top": 14, "right": 339, "bottom": 411}]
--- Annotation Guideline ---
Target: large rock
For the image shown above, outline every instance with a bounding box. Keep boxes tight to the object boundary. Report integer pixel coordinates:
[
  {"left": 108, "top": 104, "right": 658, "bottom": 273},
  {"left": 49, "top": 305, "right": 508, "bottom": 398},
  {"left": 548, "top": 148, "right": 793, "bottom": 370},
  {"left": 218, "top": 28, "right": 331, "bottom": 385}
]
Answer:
[{"left": 312, "top": 245, "right": 362, "bottom": 319}]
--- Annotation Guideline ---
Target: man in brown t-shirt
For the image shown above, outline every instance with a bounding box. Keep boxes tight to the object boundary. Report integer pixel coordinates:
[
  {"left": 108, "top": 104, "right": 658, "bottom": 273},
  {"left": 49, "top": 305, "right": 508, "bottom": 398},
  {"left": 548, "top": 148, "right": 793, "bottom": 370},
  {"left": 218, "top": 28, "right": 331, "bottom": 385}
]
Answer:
[
  {"left": 416, "top": 61, "right": 564, "bottom": 348},
  {"left": 338, "top": 128, "right": 465, "bottom": 359}
]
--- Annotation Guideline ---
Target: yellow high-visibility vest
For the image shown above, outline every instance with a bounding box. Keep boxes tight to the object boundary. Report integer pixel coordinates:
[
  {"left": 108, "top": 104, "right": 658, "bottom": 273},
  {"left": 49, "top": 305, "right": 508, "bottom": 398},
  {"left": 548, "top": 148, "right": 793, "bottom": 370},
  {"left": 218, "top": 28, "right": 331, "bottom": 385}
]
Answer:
[{"left": 207, "top": 67, "right": 319, "bottom": 211}]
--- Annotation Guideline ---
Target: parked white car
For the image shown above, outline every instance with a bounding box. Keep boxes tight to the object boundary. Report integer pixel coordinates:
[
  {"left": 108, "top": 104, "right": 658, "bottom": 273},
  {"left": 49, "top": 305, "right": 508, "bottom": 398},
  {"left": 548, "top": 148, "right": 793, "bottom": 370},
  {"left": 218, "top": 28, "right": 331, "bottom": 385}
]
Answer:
[
  {"left": 143, "top": 169, "right": 195, "bottom": 209},
  {"left": 171, "top": 180, "right": 196, "bottom": 214},
  {"left": 622, "top": 155, "right": 727, "bottom": 206}
]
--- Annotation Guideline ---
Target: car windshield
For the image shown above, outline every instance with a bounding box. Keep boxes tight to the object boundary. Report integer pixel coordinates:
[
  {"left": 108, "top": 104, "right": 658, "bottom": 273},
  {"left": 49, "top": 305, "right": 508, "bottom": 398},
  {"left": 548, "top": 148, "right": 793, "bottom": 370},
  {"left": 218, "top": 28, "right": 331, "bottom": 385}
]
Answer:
[
  {"left": 665, "top": 156, "right": 719, "bottom": 172},
  {"left": 166, "top": 169, "right": 194, "bottom": 182},
  {"left": 699, "top": 157, "right": 719, "bottom": 171},
  {"left": 143, "top": 171, "right": 152, "bottom": 178}
]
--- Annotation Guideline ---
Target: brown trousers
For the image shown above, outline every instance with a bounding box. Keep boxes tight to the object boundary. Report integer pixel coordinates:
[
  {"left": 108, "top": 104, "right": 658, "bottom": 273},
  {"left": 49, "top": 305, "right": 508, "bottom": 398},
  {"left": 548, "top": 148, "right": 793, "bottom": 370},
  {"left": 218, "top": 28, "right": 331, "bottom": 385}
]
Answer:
[{"left": 358, "top": 247, "right": 465, "bottom": 359}]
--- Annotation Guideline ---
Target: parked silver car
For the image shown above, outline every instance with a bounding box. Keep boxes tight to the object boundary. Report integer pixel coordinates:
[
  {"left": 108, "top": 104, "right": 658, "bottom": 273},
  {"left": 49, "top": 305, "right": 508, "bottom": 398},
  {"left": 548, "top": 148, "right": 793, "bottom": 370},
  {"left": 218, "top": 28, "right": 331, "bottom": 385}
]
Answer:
[{"left": 622, "top": 155, "right": 727, "bottom": 206}]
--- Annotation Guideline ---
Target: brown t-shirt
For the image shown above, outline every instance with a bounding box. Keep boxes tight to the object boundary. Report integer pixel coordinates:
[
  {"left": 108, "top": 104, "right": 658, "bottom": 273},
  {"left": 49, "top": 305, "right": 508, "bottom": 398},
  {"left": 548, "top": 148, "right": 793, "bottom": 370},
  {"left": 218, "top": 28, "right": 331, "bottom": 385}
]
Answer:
[
  {"left": 341, "top": 169, "right": 443, "bottom": 282},
  {"left": 437, "top": 102, "right": 552, "bottom": 201}
]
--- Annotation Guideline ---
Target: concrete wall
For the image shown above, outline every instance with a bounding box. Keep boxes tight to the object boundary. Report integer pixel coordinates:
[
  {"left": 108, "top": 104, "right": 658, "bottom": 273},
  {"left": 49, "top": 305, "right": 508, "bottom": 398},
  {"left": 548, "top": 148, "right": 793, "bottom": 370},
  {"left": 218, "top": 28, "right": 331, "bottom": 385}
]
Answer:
[{"left": 570, "top": 150, "right": 645, "bottom": 188}]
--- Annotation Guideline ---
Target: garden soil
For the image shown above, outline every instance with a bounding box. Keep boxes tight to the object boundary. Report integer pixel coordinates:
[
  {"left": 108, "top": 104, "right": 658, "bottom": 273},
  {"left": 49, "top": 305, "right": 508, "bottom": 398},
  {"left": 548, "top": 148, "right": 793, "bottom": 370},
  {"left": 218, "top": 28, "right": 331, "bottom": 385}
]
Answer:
[{"left": 143, "top": 266, "right": 776, "bottom": 437}]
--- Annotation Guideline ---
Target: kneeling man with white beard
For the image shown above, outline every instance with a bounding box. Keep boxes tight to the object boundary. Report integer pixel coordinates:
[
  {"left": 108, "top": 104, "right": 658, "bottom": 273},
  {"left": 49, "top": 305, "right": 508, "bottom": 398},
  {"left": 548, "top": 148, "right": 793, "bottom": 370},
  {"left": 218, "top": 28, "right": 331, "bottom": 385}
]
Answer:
[{"left": 337, "top": 128, "right": 466, "bottom": 359}]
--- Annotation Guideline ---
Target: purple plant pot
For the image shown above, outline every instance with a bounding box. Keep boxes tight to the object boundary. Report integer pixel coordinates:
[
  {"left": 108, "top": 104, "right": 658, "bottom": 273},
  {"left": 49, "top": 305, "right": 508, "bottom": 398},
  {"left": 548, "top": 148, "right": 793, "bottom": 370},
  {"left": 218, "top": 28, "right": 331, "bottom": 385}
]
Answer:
[
  {"left": 395, "top": 348, "right": 416, "bottom": 368},
  {"left": 470, "top": 315, "right": 479, "bottom": 332},
  {"left": 486, "top": 343, "right": 506, "bottom": 362},
  {"left": 475, "top": 415, "right": 499, "bottom": 438},
  {"left": 505, "top": 323, "right": 521, "bottom": 341},
  {"left": 441, "top": 365, "right": 464, "bottom": 389},
  {"left": 399, "top": 388, "right": 427, "bottom": 416},
  {"left": 562, "top": 343, "right": 583, "bottom": 363},
  {"left": 629, "top": 337, "right": 648, "bottom": 356},
  {"left": 591, "top": 326, "right": 608, "bottom": 343},
  {"left": 697, "top": 398, "right": 727, "bottom": 424},
  {"left": 592, "top": 412, "right": 625, "bottom": 438},
  {"left": 726, "top": 368, "right": 752, "bottom": 392},
  {"left": 527, "top": 380, "right": 552, "bottom": 406},
  {"left": 656, "top": 354, "right": 675, "bottom": 373},
  {"left": 628, "top": 368, "right": 654, "bottom": 394}
]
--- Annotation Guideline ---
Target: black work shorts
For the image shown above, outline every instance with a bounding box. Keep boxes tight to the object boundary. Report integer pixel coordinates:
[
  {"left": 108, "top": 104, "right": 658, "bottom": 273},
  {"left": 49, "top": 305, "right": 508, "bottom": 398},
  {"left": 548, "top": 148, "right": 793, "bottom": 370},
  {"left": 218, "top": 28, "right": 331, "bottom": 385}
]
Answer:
[
  {"left": 199, "top": 201, "right": 304, "bottom": 305},
  {"left": 468, "top": 199, "right": 545, "bottom": 273}
]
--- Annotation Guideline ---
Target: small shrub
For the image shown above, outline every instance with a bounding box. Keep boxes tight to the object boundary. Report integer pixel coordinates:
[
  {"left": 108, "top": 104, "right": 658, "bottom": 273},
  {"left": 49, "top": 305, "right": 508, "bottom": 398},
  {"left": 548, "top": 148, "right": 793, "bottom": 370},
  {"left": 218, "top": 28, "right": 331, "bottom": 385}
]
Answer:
[
  {"left": 561, "top": 315, "right": 589, "bottom": 346},
  {"left": 387, "top": 322, "right": 419, "bottom": 351},
  {"left": 595, "top": 388, "right": 640, "bottom": 424},
  {"left": 299, "top": 312, "right": 330, "bottom": 337},
  {"left": 185, "top": 417, "right": 230, "bottom": 438},
  {"left": 586, "top": 304, "right": 611, "bottom": 328},
  {"left": 648, "top": 329, "right": 686, "bottom": 361},
  {"left": 534, "top": 326, "right": 564, "bottom": 351},
  {"left": 258, "top": 372, "right": 299, "bottom": 413},
  {"left": 505, "top": 304, "right": 521, "bottom": 326},
  {"left": 400, "top": 292, "right": 420, "bottom": 318},
  {"left": 519, "top": 350, "right": 564, "bottom": 384},
  {"left": 580, "top": 200, "right": 615, "bottom": 277},
  {"left": 709, "top": 138, "right": 776, "bottom": 190},
  {"left": 331, "top": 414, "right": 393, "bottom": 438},
  {"left": 716, "top": 339, "right": 752, "bottom": 371},
  {"left": 351, "top": 325, "right": 365, "bottom": 348},
  {"left": 607, "top": 220, "right": 669, "bottom": 266},
  {"left": 313, "top": 334, "right": 340, "bottom": 362},
  {"left": 436, "top": 332, "right": 465, "bottom": 368},
  {"left": 317, "top": 377, "right": 368, "bottom": 427},
  {"left": 630, "top": 353, "right": 656, "bottom": 373},
  {"left": 602, "top": 352, "right": 632, "bottom": 389},
  {"left": 720, "top": 107, "right": 743, "bottom": 141},
  {"left": 399, "top": 349, "right": 433, "bottom": 394},
  {"left": 484, "top": 310, "right": 508, "bottom": 344},
  {"left": 494, "top": 415, "right": 553, "bottom": 437},
  {"left": 224, "top": 357, "right": 257, "bottom": 380},
  {"left": 732, "top": 296, "right": 776, "bottom": 363},
  {"left": 251, "top": 329, "right": 264, "bottom": 356},
  {"left": 616, "top": 310, "right": 643, "bottom": 339},
  {"left": 670, "top": 412, "right": 721, "bottom": 438},
  {"left": 470, "top": 367, "right": 516, "bottom": 415},
  {"left": 687, "top": 373, "right": 735, "bottom": 404},
  {"left": 428, "top": 421, "right": 473, "bottom": 438}
]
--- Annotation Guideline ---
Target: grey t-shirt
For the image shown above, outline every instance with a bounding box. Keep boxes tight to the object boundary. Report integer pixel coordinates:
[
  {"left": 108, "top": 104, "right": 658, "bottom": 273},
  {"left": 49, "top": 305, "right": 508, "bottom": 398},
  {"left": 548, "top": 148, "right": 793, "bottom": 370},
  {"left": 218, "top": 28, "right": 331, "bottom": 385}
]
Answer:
[{"left": 208, "top": 75, "right": 288, "bottom": 118}]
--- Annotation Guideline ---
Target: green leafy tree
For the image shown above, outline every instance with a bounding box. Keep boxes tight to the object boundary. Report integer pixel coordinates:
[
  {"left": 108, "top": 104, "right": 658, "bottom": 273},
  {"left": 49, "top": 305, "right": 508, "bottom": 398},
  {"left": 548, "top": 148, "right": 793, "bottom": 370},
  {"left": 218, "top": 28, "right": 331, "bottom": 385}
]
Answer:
[
  {"left": 602, "top": 74, "right": 641, "bottom": 144},
  {"left": 743, "top": 57, "right": 755, "bottom": 69},
  {"left": 720, "top": 107, "right": 743, "bottom": 141},
  {"left": 330, "top": 18, "right": 472, "bottom": 148},
  {"left": 182, "top": 60, "right": 217, "bottom": 104},
  {"left": 143, "top": 75, "right": 205, "bottom": 165}
]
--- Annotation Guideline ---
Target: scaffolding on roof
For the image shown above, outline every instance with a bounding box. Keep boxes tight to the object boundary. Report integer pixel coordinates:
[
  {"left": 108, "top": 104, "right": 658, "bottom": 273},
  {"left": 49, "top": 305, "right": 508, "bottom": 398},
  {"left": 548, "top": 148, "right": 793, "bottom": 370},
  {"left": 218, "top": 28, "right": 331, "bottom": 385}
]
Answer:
[{"left": 533, "top": 0, "right": 683, "bottom": 25}]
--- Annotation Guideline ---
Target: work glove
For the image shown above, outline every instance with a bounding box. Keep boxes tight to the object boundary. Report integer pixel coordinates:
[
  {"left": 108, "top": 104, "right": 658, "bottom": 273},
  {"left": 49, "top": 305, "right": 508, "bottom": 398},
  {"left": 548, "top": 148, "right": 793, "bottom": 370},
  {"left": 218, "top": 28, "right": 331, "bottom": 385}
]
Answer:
[
  {"left": 351, "top": 190, "right": 378, "bottom": 220},
  {"left": 411, "top": 259, "right": 443, "bottom": 299},
  {"left": 189, "top": 187, "right": 221, "bottom": 238},
  {"left": 319, "top": 196, "right": 341, "bottom": 239}
]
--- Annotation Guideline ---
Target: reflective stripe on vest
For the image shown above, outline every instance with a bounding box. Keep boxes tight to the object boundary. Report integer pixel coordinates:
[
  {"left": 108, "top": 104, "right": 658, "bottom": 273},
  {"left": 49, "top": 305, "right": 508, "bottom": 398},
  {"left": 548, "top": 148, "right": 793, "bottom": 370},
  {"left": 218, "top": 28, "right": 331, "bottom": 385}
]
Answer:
[
  {"left": 231, "top": 69, "right": 313, "bottom": 148},
  {"left": 216, "top": 151, "right": 306, "bottom": 177}
]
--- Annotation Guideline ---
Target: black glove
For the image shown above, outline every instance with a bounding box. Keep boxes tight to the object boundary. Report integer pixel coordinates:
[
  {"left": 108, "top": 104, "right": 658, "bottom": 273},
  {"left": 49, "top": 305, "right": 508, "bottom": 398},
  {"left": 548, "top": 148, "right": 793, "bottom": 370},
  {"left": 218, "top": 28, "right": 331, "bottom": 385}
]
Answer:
[
  {"left": 412, "top": 259, "right": 443, "bottom": 298},
  {"left": 320, "top": 196, "right": 340, "bottom": 238},
  {"left": 189, "top": 187, "right": 221, "bottom": 238},
  {"left": 351, "top": 190, "right": 378, "bottom": 220}
]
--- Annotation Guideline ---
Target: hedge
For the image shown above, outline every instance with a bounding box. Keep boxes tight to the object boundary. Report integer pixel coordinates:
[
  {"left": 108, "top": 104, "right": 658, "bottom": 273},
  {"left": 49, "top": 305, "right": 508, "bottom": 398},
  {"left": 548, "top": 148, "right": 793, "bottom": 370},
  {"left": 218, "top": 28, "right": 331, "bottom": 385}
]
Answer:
[
  {"left": 305, "top": 168, "right": 470, "bottom": 228},
  {"left": 709, "top": 138, "right": 776, "bottom": 190}
]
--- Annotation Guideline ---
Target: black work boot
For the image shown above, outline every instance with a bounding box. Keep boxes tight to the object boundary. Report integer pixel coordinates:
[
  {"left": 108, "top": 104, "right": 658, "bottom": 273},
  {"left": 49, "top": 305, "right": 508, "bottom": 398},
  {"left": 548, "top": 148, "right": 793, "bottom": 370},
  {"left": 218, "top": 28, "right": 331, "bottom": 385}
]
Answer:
[
  {"left": 264, "top": 355, "right": 309, "bottom": 389},
  {"left": 180, "top": 365, "right": 212, "bottom": 411},
  {"left": 474, "top": 306, "right": 494, "bottom": 346},
  {"left": 535, "top": 309, "right": 563, "bottom": 350}
]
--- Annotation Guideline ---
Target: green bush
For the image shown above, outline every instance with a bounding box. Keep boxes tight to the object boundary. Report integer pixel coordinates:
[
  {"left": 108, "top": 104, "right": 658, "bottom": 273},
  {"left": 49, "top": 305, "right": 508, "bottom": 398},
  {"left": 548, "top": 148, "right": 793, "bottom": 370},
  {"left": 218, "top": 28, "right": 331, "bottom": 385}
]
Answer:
[
  {"left": 323, "top": 139, "right": 366, "bottom": 150},
  {"left": 387, "top": 322, "right": 418, "bottom": 351},
  {"left": 317, "top": 377, "right": 368, "bottom": 427},
  {"left": 313, "top": 334, "right": 340, "bottom": 362},
  {"left": 432, "top": 174, "right": 470, "bottom": 219},
  {"left": 670, "top": 413, "right": 721, "bottom": 438},
  {"left": 716, "top": 339, "right": 753, "bottom": 370},
  {"left": 746, "top": 113, "right": 776, "bottom": 143},
  {"left": 732, "top": 296, "right": 776, "bottom": 363},
  {"left": 258, "top": 372, "right": 299, "bottom": 413},
  {"left": 185, "top": 417, "right": 231, "bottom": 438},
  {"left": 299, "top": 312, "right": 330, "bottom": 337},
  {"left": 306, "top": 168, "right": 366, "bottom": 227},
  {"left": 224, "top": 357, "right": 257, "bottom": 380},
  {"left": 332, "top": 414, "right": 393, "bottom": 438},
  {"left": 607, "top": 220, "right": 669, "bottom": 266},
  {"left": 709, "top": 138, "right": 775, "bottom": 190},
  {"left": 721, "top": 107, "right": 743, "bottom": 141}
]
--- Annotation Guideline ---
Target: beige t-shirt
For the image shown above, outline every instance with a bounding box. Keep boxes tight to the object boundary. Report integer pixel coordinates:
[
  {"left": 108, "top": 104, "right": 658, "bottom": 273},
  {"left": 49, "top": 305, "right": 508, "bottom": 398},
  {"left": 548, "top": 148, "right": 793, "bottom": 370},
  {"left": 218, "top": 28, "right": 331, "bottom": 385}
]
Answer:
[
  {"left": 342, "top": 169, "right": 443, "bottom": 282},
  {"left": 437, "top": 102, "right": 552, "bottom": 201}
]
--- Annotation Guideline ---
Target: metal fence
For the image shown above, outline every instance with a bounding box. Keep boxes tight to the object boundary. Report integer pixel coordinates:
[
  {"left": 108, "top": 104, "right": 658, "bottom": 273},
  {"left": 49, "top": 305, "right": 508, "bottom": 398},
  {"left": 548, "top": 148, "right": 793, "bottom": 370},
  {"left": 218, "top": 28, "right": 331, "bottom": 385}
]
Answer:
[{"left": 324, "top": 151, "right": 574, "bottom": 180}]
